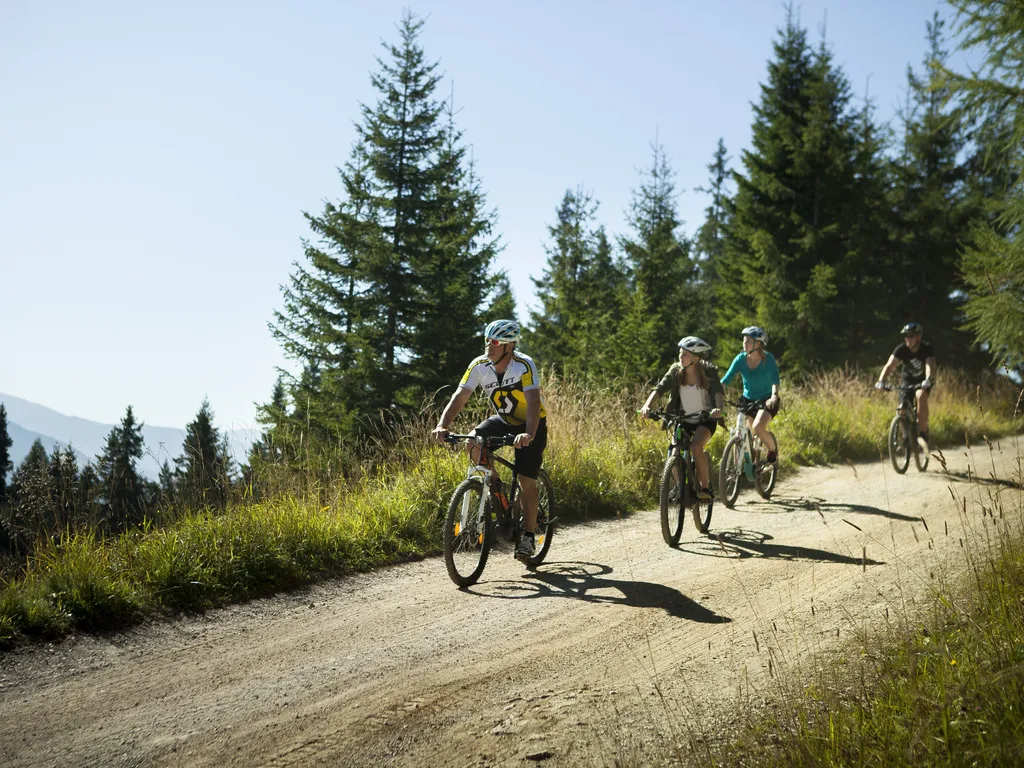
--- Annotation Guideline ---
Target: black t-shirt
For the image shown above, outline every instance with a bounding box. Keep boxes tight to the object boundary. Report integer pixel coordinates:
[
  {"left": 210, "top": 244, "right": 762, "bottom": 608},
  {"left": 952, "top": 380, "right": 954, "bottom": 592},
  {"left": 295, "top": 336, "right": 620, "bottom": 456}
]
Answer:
[{"left": 892, "top": 341, "right": 935, "bottom": 381}]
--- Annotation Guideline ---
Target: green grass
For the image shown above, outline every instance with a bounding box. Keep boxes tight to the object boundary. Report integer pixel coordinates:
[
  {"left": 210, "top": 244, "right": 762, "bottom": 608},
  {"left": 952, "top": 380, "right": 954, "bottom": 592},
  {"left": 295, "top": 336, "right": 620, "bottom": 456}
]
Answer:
[
  {"left": 712, "top": 443, "right": 1024, "bottom": 767},
  {"left": 0, "top": 368, "right": 1019, "bottom": 646}
]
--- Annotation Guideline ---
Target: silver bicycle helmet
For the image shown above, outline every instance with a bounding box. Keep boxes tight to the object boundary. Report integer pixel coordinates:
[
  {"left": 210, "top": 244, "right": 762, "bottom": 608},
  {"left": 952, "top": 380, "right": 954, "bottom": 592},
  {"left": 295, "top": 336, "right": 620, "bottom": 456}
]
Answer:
[
  {"left": 677, "top": 336, "right": 712, "bottom": 356},
  {"left": 484, "top": 319, "right": 521, "bottom": 343}
]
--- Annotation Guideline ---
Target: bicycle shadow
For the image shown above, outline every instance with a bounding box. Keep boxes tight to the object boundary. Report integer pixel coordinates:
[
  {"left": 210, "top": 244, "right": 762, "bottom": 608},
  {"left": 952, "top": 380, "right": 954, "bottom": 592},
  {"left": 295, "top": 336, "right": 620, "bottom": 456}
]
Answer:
[
  {"left": 466, "top": 561, "right": 732, "bottom": 624},
  {"left": 754, "top": 494, "right": 920, "bottom": 523},
  {"left": 940, "top": 469, "right": 1021, "bottom": 490},
  {"left": 677, "top": 529, "right": 885, "bottom": 567}
]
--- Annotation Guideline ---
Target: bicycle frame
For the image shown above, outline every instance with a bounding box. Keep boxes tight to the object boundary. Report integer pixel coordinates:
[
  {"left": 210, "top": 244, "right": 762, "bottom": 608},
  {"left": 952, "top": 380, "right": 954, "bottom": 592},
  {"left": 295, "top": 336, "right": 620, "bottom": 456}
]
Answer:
[
  {"left": 457, "top": 438, "right": 517, "bottom": 540},
  {"left": 729, "top": 409, "right": 757, "bottom": 482}
]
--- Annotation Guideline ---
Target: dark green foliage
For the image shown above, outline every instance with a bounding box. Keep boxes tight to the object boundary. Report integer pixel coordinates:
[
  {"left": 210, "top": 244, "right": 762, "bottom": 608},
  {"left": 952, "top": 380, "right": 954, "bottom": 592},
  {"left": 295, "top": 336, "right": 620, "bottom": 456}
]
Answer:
[
  {"left": 0, "top": 404, "right": 12, "bottom": 507},
  {"left": 889, "top": 13, "right": 981, "bottom": 364},
  {"left": 527, "top": 187, "right": 628, "bottom": 379},
  {"left": 944, "top": 0, "right": 1024, "bottom": 374},
  {"left": 693, "top": 138, "right": 733, "bottom": 352},
  {"left": 49, "top": 444, "right": 80, "bottom": 532},
  {"left": 619, "top": 142, "right": 701, "bottom": 369},
  {"left": 175, "top": 399, "right": 231, "bottom": 511},
  {"left": 95, "top": 406, "right": 147, "bottom": 534},
  {"left": 4, "top": 439, "right": 52, "bottom": 554},
  {"left": 269, "top": 11, "right": 502, "bottom": 451}
]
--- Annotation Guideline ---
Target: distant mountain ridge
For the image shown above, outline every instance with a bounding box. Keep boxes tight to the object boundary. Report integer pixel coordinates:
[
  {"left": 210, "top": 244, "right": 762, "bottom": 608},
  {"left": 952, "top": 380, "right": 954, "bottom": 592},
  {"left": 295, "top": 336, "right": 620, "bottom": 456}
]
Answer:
[{"left": 0, "top": 392, "right": 256, "bottom": 481}]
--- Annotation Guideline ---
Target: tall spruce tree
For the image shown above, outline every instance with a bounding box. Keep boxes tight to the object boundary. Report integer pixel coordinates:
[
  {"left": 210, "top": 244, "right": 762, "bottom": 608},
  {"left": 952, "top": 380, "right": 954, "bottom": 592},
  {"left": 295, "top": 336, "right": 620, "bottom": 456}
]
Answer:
[
  {"left": 693, "top": 138, "right": 734, "bottom": 352},
  {"left": 891, "top": 13, "right": 979, "bottom": 363},
  {"left": 408, "top": 99, "right": 502, "bottom": 404},
  {"left": 176, "top": 399, "right": 230, "bottom": 511},
  {"left": 723, "top": 9, "right": 876, "bottom": 370},
  {"left": 944, "top": 0, "right": 1024, "bottom": 374},
  {"left": 527, "top": 186, "right": 612, "bottom": 377},
  {"left": 0, "top": 404, "right": 12, "bottom": 507},
  {"left": 49, "top": 444, "right": 79, "bottom": 532},
  {"left": 270, "top": 11, "right": 502, "bottom": 443},
  {"left": 8, "top": 439, "right": 52, "bottom": 551},
  {"left": 95, "top": 406, "right": 146, "bottom": 533},
  {"left": 619, "top": 142, "right": 698, "bottom": 370}
]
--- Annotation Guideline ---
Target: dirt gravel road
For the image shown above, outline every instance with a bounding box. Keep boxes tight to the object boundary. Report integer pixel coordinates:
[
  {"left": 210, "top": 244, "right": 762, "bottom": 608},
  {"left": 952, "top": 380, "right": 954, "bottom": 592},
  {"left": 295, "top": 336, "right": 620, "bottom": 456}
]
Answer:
[{"left": 1, "top": 438, "right": 1021, "bottom": 768}]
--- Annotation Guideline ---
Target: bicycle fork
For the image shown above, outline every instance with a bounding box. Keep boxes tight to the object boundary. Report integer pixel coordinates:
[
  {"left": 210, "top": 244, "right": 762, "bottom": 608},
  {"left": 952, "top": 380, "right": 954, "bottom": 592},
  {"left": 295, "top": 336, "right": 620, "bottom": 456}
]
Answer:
[{"left": 460, "top": 465, "right": 492, "bottom": 544}]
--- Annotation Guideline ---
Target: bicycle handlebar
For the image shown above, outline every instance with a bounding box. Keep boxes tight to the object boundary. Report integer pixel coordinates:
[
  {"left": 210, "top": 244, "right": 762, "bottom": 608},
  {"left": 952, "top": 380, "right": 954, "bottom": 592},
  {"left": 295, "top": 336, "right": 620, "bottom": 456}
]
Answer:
[
  {"left": 643, "top": 409, "right": 713, "bottom": 424},
  {"left": 443, "top": 433, "right": 517, "bottom": 448},
  {"left": 878, "top": 383, "right": 924, "bottom": 392}
]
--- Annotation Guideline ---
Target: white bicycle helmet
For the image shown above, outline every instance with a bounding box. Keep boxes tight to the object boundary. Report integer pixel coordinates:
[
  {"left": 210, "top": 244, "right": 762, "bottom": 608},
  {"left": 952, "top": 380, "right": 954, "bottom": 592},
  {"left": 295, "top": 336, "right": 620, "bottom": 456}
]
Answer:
[
  {"left": 484, "top": 319, "right": 521, "bottom": 343},
  {"left": 677, "top": 336, "right": 712, "bottom": 356},
  {"left": 741, "top": 326, "right": 768, "bottom": 345}
]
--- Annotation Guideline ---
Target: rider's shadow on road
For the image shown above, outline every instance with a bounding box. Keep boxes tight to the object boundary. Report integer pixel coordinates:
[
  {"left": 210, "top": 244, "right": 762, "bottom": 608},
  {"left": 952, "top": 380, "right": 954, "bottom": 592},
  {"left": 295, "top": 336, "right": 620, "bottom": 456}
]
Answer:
[
  {"left": 759, "top": 494, "right": 920, "bottom": 523},
  {"left": 467, "top": 562, "right": 731, "bottom": 624},
  {"left": 678, "top": 529, "right": 885, "bottom": 567}
]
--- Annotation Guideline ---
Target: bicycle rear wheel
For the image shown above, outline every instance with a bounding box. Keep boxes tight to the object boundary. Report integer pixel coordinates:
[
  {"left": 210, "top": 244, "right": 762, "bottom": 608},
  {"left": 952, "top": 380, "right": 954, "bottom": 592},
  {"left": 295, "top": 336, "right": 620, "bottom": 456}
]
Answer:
[
  {"left": 660, "top": 451, "right": 686, "bottom": 546},
  {"left": 691, "top": 453, "right": 713, "bottom": 534},
  {"left": 443, "top": 477, "right": 493, "bottom": 587},
  {"left": 719, "top": 436, "right": 742, "bottom": 509},
  {"left": 755, "top": 432, "right": 778, "bottom": 499},
  {"left": 888, "top": 415, "right": 910, "bottom": 474}
]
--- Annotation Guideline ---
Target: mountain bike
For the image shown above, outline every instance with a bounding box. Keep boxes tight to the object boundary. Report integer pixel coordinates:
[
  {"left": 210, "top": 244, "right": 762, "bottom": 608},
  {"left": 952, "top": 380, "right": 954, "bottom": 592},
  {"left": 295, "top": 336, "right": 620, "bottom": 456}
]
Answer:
[
  {"left": 645, "top": 410, "right": 715, "bottom": 545},
  {"left": 879, "top": 383, "right": 929, "bottom": 474},
  {"left": 441, "top": 433, "right": 555, "bottom": 587},
  {"left": 718, "top": 401, "right": 778, "bottom": 508}
]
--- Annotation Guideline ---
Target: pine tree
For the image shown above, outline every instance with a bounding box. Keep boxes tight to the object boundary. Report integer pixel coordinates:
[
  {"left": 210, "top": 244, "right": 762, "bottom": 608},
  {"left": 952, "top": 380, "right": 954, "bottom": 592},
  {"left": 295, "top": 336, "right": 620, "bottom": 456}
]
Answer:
[
  {"left": 724, "top": 9, "right": 874, "bottom": 370},
  {"left": 526, "top": 186, "right": 606, "bottom": 375},
  {"left": 77, "top": 462, "right": 100, "bottom": 529},
  {"left": 8, "top": 439, "right": 52, "bottom": 551},
  {"left": 408, "top": 97, "right": 502, "bottom": 406},
  {"left": 176, "top": 399, "right": 230, "bottom": 511},
  {"left": 0, "top": 404, "right": 12, "bottom": 507},
  {"left": 49, "top": 443, "right": 79, "bottom": 532},
  {"left": 693, "top": 138, "right": 733, "bottom": 351},
  {"left": 485, "top": 273, "right": 518, "bottom": 324},
  {"left": 943, "top": 0, "right": 1024, "bottom": 374},
  {"left": 619, "top": 141, "right": 698, "bottom": 369},
  {"left": 270, "top": 11, "right": 502, "bottom": 442},
  {"left": 95, "top": 406, "right": 146, "bottom": 533},
  {"left": 891, "top": 13, "right": 979, "bottom": 363},
  {"left": 157, "top": 459, "right": 176, "bottom": 510}
]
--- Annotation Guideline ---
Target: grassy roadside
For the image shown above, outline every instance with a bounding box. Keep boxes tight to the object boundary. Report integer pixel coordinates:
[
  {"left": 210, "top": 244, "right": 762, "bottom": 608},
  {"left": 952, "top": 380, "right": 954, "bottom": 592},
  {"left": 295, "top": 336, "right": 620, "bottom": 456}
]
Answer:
[
  {"left": 0, "top": 369, "right": 1019, "bottom": 646},
  {"left": 701, "top": 437, "right": 1024, "bottom": 767}
]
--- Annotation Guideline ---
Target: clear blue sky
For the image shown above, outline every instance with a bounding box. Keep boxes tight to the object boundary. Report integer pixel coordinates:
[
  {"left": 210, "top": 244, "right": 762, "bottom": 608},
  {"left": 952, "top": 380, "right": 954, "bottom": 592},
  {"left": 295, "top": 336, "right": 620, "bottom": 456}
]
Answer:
[{"left": 2, "top": 0, "right": 961, "bottom": 434}]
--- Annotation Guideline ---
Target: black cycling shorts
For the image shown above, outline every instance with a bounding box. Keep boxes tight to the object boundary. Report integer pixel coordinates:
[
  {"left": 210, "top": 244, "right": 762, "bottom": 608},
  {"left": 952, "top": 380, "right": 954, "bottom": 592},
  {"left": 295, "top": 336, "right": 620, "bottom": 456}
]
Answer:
[
  {"left": 900, "top": 375, "right": 933, "bottom": 409},
  {"left": 471, "top": 415, "right": 548, "bottom": 479},
  {"left": 737, "top": 395, "right": 780, "bottom": 418}
]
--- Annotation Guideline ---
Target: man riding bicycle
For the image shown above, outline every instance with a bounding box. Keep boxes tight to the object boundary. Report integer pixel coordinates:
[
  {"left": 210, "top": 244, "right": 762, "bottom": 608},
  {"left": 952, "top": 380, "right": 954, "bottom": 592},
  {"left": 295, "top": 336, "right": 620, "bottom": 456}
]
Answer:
[
  {"left": 432, "top": 319, "right": 547, "bottom": 562},
  {"left": 719, "top": 326, "right": 781, "bottom": 464},
  {"left": 875, "top": 322, "right": 936, "bottom": 451}
]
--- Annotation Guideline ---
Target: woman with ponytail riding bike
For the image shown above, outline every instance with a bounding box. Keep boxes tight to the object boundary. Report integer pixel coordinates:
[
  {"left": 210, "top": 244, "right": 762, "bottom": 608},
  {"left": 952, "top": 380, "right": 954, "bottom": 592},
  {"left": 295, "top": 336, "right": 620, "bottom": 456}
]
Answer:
[
  {"left": 640, "top": 336, "right": 724, "bottom": 501},
  {"left": 720, "top": 326, "right": 781, "bottom": 464}
]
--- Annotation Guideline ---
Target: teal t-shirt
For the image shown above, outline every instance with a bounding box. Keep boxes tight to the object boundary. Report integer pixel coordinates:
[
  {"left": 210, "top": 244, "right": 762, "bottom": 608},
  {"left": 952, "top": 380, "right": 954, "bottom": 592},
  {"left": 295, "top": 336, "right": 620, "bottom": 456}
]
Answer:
[{"left": 720, "top": 351, "right": 780, "bottom": 401}]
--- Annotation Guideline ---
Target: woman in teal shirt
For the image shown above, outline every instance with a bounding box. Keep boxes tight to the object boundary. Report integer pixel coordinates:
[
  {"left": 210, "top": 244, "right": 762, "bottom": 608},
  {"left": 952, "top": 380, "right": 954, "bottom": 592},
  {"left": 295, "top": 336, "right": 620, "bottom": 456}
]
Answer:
[{"left": 720, "top": 326, "right": 781, "bottom": 463}]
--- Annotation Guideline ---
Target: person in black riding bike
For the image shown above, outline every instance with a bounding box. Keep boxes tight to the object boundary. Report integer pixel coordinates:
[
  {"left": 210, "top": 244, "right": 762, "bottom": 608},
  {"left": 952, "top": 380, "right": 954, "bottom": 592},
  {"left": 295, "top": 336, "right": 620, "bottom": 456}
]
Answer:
[
  {"left": 719, "top": 326, "right": 781, "bottom": 464},
  {"left": 641, "top": 336, "right": 724, "bottom": 502},
  {"left": 432, "top": 319, "right": 547, "bottom": 563},
  {"left": 875, "top": 322, "right": 936, "bottom": 451}
]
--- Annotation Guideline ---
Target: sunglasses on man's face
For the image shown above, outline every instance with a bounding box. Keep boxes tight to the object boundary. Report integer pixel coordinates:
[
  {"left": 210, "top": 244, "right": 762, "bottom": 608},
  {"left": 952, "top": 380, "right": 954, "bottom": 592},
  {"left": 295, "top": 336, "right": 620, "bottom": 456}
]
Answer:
[{"left": 486, "top": 338, "right": 504, "bottom": 347}]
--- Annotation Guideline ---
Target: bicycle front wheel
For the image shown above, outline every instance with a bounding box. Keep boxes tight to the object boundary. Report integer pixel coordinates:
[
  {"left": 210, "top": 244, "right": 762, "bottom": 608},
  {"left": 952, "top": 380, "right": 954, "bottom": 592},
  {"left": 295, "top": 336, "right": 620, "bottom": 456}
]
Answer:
[
  {"left": 691, "top": 453, "right": 713, "bottom": 534},
  {"left": 443, "top": 477, "right": 493, "bottom": 587},
  {"left": 913, "top": 427, "right": 929, "bottom": 472},
  {"left": 755, "top": 432, "right": 778, "bottom": 499},
  {"left": 888, "top": 415, "right": 910, "bottom": 474},
  {"left": 719, "top": 436, "right": 742, "bottom": 509},
  {"left": 660, "top": 451, "right": 686, "bottom": 547}
]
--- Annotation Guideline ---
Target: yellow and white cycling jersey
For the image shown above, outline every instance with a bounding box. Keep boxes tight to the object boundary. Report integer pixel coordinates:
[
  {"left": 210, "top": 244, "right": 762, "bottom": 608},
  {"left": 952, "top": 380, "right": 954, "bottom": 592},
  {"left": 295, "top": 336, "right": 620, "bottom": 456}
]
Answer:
[{"left": 459, "top": 352, "right": 548, "bottom": 426}]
